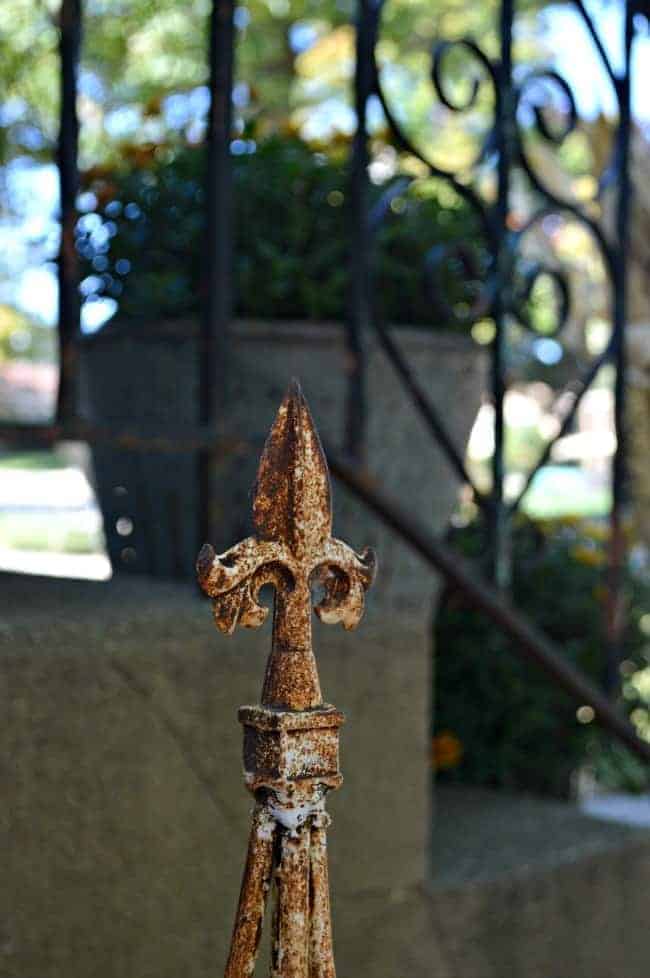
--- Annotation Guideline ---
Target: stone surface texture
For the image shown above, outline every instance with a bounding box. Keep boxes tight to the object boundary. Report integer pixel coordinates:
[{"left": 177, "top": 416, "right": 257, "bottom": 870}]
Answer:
[
  {"left": 80, "top": 319, "right": 485, "bottom": 602},
  {"left": 1, "top": 574, "right": 429, "bottom": 978}
]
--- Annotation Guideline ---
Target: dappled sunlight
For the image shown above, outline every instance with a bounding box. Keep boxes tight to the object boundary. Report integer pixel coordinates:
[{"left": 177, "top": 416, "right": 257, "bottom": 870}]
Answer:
[{"left": 466, "top": 381, "right": 614, "bottom": 516}]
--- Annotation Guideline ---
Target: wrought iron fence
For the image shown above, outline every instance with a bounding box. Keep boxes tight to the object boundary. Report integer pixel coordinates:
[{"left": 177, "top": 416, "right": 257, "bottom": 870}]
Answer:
[
  {"left": 1, "top": 0, "right": 649, "bottom": 763},
  {"left": 348, "top": 0, "right": 638, "bottom": 696}
]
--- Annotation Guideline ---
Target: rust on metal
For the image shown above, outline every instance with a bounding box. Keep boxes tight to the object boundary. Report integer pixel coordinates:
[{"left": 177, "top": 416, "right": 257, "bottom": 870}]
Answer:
[{"left": 197, "top": 379, "right": 376, "bottom": 978}]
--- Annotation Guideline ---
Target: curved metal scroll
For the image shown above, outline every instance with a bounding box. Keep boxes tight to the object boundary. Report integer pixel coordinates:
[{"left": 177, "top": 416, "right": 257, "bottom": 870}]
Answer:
[{"left": 349, "top": 0, "right": 637, "bottom": 681}]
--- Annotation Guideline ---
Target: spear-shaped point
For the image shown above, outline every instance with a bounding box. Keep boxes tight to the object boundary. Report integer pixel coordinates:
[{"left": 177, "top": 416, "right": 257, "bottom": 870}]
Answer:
[
  {"left": 253, "top": 378, "right": 332, "bottom": 557},
  {"left": 197, "top": 379, "right": 376, "bottom": 710}
]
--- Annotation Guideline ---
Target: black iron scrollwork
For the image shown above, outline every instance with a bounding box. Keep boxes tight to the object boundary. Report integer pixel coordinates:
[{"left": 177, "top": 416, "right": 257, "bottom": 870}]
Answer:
[
  {"left": 352, "top": 0, "right": 637, "bottom": 634},
  {"left": 368, "top": 0, "right": 628, "bottom": 420},
  {"left": 372, "top": 0, "right": 624, "bottom": 326}
]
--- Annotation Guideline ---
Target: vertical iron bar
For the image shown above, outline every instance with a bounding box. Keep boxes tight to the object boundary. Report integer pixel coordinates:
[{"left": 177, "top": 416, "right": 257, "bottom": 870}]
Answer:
[
  {"left": 223, "top": 806, "right": 275, "bottom": 978},
  {"left": 489, "top": 0, "right": 514, "bottom": 587},
  {"left": 346, "top": 0, "right": 377, "bottom": 461},
  {"left": 604, "top": 0, "right": 634, "bottom": 696},
  {"left": 308, "top": 821, "right": 336, "bottom": 978},
  {"left": 200, "top": 0, "right": 235, "bottom": 545},
  {"left": 55, "top": 0, "right": 82, "bottom": 423}
]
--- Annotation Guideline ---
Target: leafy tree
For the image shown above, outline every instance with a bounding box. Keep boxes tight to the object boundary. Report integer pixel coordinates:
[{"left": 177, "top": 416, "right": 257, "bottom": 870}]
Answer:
[{"left": 0, "top": 0, "right": 552, "bottom": 168}]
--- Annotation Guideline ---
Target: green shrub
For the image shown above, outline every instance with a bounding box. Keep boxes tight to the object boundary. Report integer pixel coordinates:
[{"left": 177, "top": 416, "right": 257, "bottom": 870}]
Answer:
[
  {"left": 433, "top": 516, "right": 650, "bottom": 798},
  {"left": 77, "top": 134, "right": 484, "bottom": 328}
]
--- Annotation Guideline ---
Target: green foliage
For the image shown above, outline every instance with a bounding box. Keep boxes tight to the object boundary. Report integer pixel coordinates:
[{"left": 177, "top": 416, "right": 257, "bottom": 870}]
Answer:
[
  {"left": 434, "top": 516, "right": 650, "bottom": 798},
  {"left": 0, "top": 0, "right": 550, "bottom": 168},
  {"left": 78, "top": 134, "right": 483, "bottom": 326},
  {"left": 0, "top": 1, "right": 60, "bottom": 163}
]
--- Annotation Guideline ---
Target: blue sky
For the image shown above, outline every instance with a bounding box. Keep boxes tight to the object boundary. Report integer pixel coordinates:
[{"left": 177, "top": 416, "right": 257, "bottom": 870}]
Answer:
[{"left": 544, "top": 1, "right": 650, "bottom": 121}]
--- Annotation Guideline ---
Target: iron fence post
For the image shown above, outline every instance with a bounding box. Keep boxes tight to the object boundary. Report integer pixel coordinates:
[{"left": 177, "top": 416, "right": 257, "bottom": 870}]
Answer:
[
  {"left": 346, "top": 0, "right": 379, "bottom": 463},
  {"left": 490, "top": 0, "right": 515, "bottom": 588},
  {"left": 200, "top": 0, "right": 236, "bottom": 548},
  {"left": 55, "top": 0, "right": 82, "bottom": 423},
  {"left": 604, "top": 0, "right": 634, "bottom": 696},
  {"left": 197, "top": 380, "right": 376, "bottom": 977}
]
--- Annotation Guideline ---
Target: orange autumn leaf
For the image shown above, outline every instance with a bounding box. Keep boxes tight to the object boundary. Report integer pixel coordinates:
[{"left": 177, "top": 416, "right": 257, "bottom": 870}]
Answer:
[{"left": 432, "top": 731, "right": 463, "bottom": 771}]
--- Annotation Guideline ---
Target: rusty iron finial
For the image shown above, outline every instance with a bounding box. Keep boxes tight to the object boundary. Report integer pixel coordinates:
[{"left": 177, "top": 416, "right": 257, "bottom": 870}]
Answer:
[{"left": 197, "top": 379, "right": 376, "bottom": 978}]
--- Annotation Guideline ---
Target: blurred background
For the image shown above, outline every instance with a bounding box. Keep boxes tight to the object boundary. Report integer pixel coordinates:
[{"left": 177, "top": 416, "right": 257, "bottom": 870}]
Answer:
[
  {"left": 2, "top": 1, "right": 650, "bottom": 975},
  {"left": 2, "top": 0, "right": 649, "bottom": 788}
]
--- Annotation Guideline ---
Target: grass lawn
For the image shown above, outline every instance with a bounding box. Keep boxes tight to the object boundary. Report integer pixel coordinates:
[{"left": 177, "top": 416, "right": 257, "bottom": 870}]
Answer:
[{"left": 0, "top": 450, "right": 66, "bottom": 470}]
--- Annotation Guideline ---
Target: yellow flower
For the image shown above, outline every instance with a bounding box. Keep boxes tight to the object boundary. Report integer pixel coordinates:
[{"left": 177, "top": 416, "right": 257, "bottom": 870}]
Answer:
[{"left": 432, "top": 731, "right": 463, "bottom": 771}]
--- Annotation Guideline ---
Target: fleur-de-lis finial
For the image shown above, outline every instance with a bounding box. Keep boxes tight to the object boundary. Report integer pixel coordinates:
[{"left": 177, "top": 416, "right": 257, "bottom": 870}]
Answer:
[
  {"left": 198, "top": 381, "right": 376, "bottom": 978},
  {"left": 197, "top": 379, "right": 376, "bottom": 710}
]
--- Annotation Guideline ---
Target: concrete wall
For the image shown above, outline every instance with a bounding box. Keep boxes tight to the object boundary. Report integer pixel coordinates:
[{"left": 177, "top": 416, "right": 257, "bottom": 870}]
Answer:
[
  {"left": 216, "top": 321, "right": 484, "bottom": 615},
  {"left": 1, "top": 575, "right": 431, "bottom": 978},
  {"left": 80, "top": 320, "right": 485, "bottom": 607}
]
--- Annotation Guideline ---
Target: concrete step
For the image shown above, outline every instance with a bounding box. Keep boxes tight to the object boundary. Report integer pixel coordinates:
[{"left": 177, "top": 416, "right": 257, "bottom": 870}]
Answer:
[{"left": 424, "top": 787, "right": 650, "bottom": 978}]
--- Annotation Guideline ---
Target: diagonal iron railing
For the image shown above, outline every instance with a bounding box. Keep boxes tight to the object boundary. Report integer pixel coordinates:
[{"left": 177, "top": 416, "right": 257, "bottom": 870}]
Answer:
[{"left": 326, "top": 446, "right": 650, "bottom": 765}]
